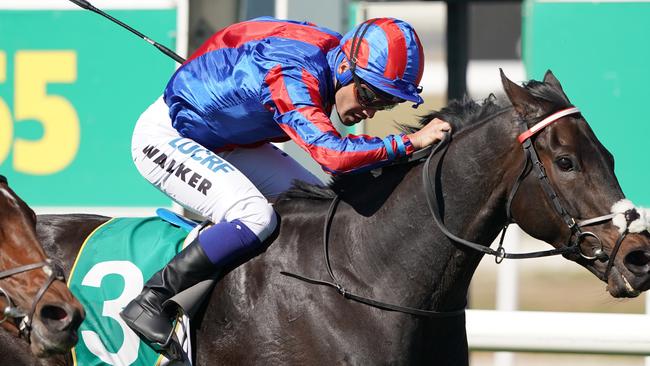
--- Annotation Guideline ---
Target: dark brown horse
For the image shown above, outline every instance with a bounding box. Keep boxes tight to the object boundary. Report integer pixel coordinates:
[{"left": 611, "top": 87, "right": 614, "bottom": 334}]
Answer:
[
  {"left": 0, "top": 176, "right": 84, "bottom": 362},
  {"left": 3, "top": 71, "right": 650, "bottom": 365}
]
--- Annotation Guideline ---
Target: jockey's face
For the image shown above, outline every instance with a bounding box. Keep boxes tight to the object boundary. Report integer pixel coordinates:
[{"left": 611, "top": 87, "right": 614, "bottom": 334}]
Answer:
[
  {"left": 335, "top": 83, "right": 378, "bottom": 126},
  {"left": 335, "top": 61, "right": 377, "bottom": 126}
]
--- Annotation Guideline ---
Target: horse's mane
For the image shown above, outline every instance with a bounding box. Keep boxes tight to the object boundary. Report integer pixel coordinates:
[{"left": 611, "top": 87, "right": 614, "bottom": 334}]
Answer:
[
  {"left": 281, "top": 78, "right": 571, "bottom": 201},
  {"left": 400, "top": 80, "right": 572, "bottom": 134},
  {"left": 282, "top": 179, "right": 337, "bottom": 200},
  {"left": 399, "top": 93, "right": 504, "bottom": 135}
]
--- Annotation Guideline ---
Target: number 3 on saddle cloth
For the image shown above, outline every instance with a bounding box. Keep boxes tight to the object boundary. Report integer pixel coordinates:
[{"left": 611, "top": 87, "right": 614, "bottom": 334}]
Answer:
[{"left": 67, "top": 209, "right": 210, "bottom": 366}]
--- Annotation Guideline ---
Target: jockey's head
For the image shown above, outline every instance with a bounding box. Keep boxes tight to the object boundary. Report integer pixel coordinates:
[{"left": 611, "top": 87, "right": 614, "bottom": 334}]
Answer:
[{"left": 333, "top": 18, "right": 425, "bottom": 112}]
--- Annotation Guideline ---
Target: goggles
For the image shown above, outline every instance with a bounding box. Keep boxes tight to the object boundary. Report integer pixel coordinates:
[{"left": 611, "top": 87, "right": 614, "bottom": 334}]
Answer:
[{"left": 353, "top": 73, "right": 404, "bottom": 110}]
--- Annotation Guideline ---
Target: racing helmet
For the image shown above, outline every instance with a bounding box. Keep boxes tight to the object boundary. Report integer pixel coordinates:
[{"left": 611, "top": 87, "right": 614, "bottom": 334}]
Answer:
[{"left": 336, "top": 18, "right": 425, "bottom": 107}]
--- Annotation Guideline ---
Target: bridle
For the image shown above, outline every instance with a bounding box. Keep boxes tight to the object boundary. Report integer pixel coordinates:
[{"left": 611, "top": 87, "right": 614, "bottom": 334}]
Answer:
[
  {"left": 282, "top": 106, "right": 635, "bottom": 317},
  {"left": 425, "top": 107, "right": 636, "bottom": 279},
  {"left": 0, "top": 174, "right": 65, "bottom": 340},
  {"left": 509, "top": 107, "right": 617, "bottom": 264}
]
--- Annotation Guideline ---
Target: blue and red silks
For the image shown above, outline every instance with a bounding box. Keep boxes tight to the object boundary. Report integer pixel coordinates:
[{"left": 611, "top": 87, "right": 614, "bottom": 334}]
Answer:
[{"left": 163, "top": 17, "right": 417, "bottom": 175}]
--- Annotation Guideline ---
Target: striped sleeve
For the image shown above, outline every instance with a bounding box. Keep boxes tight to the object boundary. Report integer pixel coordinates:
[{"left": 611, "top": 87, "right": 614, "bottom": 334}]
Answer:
[{"left": 263, "top": 64, "right": 414, "bottom": 175}]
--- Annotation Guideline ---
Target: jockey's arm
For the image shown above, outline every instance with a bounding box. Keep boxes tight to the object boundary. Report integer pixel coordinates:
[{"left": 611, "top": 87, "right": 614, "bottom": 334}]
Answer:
[{"left": 263, "top": 65, "right": 414, "bottom": 175}]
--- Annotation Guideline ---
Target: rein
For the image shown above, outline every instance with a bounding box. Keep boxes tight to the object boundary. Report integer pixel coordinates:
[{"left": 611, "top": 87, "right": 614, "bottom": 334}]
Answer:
[
  {"left": 0, "top": 174, "right": 65, "bottom": 340},
  {"left": 423, "top": 133, "right": 580, "bottom": 262},
  {"left": 282, "top": 194, "right": 465, "bottom": 318},
  {"left": 282, "top": 106, "right": 631, "bottom": 318}
]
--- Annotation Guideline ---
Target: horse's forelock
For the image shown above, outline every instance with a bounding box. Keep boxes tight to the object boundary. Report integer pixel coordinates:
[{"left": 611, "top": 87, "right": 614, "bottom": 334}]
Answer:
[{"left": 523, "top": 79, "right": 573, "bottom": 110}]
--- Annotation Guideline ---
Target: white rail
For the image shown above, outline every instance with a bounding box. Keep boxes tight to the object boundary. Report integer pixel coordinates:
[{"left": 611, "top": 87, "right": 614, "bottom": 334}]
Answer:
[{"left": 467, "top": 309, "right": 650, "bottom": 356}]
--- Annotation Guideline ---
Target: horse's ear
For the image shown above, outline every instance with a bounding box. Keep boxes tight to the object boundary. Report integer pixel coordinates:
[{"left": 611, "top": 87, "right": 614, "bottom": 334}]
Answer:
[
  {"left": 500, "top": 69, "right": 543, "bottom": 118},
  {"left": 543, "top": 69, "right": 570, "bottom": 99},
  {"left": 543, "top": 70, "right": 562, "bottom": 90}
]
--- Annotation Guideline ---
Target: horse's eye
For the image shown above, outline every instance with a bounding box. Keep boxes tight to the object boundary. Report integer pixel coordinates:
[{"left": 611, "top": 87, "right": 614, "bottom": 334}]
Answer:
[{"left": 556, "top": 157, "right": 574, "bottom": 171}]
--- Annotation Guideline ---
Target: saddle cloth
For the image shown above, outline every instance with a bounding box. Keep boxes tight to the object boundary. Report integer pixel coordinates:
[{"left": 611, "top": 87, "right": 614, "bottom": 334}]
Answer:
[{"left": 67, "top": 215, "right": 198, "bottom": 366}]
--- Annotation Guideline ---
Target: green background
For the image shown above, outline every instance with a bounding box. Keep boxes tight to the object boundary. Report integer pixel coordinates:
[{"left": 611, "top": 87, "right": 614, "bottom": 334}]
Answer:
[
  {"left": 0, "top": 9, "right": 176, "bottom": 206},
  {"left": 523, "top": 0, "right": 649, "bottom": 206}
]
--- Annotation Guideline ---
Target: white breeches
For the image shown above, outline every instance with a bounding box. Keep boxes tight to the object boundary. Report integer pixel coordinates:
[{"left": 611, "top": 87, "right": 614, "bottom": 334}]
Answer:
[{"left": 131, "top": 97, "right": 322, "bottom": 240}]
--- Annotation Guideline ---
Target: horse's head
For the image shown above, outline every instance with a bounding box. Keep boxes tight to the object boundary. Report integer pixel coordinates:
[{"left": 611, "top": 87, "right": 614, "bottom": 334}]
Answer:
[
  {"left": 0, "top": 176, "right": 84, "bottom": 357},
  {"left": 502, "top": 70, "right": 650, "bottom": 298}
]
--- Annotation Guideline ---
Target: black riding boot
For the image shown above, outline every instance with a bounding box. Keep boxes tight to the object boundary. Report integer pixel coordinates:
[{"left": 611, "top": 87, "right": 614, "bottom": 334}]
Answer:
[{"left": 120, "top": 238, "right": 215, "bottom": 354}]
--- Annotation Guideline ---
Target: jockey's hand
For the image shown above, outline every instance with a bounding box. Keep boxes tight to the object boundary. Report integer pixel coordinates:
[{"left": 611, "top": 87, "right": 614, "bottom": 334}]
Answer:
[{"left": 407, "top": 118, "right": 452, "bottom": 150}]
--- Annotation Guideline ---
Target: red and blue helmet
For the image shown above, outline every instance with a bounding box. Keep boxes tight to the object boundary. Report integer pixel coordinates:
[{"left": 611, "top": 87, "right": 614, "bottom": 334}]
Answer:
[{"left": 335, "top": 18, "right": 425, "bottom": 107}]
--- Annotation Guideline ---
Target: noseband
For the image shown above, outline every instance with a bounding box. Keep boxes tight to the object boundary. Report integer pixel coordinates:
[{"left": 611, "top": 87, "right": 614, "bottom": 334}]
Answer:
[{"left": 0, "top": 174, "right": 65, "bottom": 340}]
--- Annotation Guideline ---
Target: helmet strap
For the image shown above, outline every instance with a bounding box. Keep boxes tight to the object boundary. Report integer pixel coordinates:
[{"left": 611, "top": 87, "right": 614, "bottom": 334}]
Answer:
[
  {"left": 335, "top": 19, "right": 378, "bottom": 88},
  {"left": 348, "top": 18, "right": 378, "bottom": 77}
]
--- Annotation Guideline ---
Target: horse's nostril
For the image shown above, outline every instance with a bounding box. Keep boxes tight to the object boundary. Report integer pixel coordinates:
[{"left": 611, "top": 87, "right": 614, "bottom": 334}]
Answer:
[
  {"left": 40, "top": 305, "right": 70, "bottom": 330},
  {"left": 41, "top": 305, "right": 68, "bottom": 321},
  {"left": 624, "top": 250, "right": 650, "bottom": 274}
]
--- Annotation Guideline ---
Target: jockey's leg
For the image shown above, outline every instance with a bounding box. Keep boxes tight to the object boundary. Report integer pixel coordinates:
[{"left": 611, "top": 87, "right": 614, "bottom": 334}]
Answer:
[
  {"left": 217, "top": 142, "right": 322, "bottom": 200},
  {"left": 119, "top": 220, "right": 269, "bottom": 354},
  {"left": 120, "top": 97, "right": 318, "bottom": 356}
]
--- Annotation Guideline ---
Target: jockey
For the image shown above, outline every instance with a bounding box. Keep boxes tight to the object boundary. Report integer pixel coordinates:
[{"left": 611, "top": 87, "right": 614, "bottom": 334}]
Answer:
[{"left": 121, "top": 16, "right": 451, "bottom": 353}]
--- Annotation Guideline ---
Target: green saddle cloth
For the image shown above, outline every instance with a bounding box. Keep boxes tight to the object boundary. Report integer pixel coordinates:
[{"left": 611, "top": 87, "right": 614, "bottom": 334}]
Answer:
[{"left": 67, "top": 217, "right": 188, "bottom": 366}]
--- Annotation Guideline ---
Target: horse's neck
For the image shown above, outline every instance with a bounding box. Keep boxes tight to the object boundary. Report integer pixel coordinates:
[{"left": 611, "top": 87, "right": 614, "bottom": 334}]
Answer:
[
  {"left": 36, "top": 214, "right": 111, "bottom": 271},
  {"left": 338, "top": 114, "right": 521, "bottom": 311}
]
